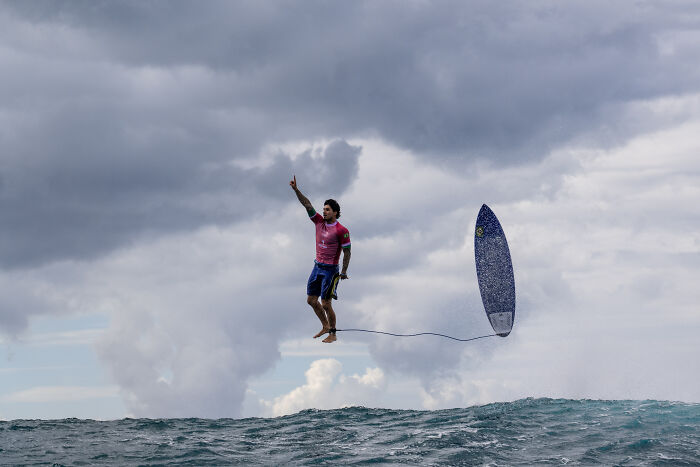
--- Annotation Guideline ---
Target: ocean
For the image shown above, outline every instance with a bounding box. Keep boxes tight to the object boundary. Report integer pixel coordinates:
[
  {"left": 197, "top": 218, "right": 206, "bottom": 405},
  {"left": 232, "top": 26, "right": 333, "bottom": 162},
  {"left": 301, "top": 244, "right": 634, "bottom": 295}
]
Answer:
[{"left": 1, "top": 398, "right": 698, "bottom": 466}]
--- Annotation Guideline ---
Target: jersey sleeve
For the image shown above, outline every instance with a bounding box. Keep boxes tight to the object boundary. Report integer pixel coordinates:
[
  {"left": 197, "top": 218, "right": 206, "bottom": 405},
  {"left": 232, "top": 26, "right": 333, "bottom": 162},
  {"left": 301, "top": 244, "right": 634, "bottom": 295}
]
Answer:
[
  {"left": 339, "top": 226, "right": 351, "bottom": 248},
  {"left": 309, "top": 210, "right": 323, "bottom": 224}
]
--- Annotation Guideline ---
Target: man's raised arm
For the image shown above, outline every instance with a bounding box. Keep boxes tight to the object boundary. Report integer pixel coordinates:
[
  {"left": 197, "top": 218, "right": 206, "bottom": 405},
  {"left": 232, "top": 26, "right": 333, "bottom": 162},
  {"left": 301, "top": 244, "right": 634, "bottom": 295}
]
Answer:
[{"left": 289, "top": 175, "right": 316, "bottom": 216}]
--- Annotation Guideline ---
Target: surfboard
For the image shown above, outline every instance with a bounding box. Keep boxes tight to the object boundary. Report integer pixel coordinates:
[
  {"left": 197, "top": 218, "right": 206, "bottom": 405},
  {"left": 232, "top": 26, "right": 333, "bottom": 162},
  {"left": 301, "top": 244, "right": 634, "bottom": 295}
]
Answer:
[{"left": 474, "top": 204, "right": 515, "bottom": 337}]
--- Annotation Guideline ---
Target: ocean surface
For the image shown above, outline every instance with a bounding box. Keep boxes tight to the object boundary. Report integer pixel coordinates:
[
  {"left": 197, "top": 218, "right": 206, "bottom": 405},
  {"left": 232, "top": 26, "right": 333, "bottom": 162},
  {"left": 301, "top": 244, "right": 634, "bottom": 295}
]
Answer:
[{"left": 1, "top": 398, "right": 698, "bottom": 466}]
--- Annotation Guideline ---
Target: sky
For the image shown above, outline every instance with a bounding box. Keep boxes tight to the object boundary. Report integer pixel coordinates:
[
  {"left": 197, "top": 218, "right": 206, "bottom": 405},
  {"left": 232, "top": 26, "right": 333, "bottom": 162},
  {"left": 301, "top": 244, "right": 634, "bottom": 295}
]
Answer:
[{"left": 1, "top": 0, "right": 699, "bottom": 420}]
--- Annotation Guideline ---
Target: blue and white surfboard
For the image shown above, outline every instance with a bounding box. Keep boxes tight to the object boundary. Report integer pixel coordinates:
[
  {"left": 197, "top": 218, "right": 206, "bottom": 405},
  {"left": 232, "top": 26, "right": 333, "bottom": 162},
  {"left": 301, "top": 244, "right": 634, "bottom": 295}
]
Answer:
[{"left": 474, "top": 204, "right": 515, "bottom": 337}]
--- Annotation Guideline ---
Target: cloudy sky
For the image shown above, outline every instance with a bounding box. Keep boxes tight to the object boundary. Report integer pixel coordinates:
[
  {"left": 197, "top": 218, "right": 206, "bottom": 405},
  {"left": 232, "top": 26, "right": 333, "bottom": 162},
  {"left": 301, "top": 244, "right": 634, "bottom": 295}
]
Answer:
[{"left": 1, "top": 0, "right": 699, "bottom": 420}]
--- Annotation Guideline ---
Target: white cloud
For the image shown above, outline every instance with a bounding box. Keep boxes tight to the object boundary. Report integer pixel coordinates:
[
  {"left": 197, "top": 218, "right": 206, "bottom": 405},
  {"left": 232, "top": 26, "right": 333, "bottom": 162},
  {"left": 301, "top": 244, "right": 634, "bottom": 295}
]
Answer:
[
  {"left": 396, "top": 111, "right": 700, "bottom": 408},
  {"left": 258, "top": 359, "right": 386, "bottom": 417},
  {"left": 91, "top": 220, "right": 308, "bottom": 418}
]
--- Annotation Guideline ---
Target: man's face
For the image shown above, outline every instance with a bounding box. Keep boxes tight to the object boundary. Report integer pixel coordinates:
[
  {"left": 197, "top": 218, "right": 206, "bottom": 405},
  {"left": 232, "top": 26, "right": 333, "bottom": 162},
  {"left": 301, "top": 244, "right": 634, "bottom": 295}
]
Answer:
[{"left": 323, "top": 204, "right": 336, "bottom": 221}]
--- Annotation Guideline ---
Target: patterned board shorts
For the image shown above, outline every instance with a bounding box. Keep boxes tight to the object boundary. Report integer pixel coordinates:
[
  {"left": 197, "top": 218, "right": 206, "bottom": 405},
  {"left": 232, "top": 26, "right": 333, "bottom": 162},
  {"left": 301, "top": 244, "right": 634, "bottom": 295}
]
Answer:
[{"left": 307, "top": 261, "right": 341, "bottom": 300}]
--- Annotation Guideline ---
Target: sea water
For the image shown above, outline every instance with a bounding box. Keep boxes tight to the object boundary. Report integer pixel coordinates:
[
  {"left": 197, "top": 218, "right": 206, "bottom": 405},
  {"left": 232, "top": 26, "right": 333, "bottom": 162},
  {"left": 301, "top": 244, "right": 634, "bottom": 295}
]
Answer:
[{"left": 1, "top": 398, "right": 698, "bottom": 465}]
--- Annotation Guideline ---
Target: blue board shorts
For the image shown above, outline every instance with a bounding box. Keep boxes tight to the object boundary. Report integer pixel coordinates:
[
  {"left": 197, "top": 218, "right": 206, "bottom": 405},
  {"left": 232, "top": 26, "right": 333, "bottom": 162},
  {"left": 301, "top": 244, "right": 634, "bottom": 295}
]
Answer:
[{"left": 307, "top": 261, "right": 341, "bottom": 300}]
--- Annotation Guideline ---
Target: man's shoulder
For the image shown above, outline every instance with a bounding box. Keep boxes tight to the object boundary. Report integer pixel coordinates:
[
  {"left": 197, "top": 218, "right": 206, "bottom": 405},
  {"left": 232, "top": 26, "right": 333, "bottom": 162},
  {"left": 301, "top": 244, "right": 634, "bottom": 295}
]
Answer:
[{"left": 336, "top": 223, "right": 350, "bottom": 241}]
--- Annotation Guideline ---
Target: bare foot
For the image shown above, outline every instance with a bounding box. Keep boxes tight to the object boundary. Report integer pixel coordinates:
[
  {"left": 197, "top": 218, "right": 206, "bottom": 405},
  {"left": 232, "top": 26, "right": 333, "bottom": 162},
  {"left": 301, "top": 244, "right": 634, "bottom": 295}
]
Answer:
[
  {"left": 322, "top": 334, "right": 337, "bottom": 343},
  {"left": 313, "top": 327, "right": 329, "bottom": 339}
]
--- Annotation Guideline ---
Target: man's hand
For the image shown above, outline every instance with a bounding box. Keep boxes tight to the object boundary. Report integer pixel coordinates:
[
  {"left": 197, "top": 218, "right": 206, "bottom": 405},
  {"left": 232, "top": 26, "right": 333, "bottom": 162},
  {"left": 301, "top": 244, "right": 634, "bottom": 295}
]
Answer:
[
  {"left": 341, "top": 247, "right": 351, "bottom": 280},
  {"left": 289, "top": 174, "right": 297, "bottom": 191}
]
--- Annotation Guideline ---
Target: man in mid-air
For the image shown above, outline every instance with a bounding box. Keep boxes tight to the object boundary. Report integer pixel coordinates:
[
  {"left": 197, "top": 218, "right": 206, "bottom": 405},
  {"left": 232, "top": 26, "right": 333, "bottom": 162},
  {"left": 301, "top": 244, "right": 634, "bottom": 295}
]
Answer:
[{"left": 290, "top": 175, "right": 351, "bottom": 343}]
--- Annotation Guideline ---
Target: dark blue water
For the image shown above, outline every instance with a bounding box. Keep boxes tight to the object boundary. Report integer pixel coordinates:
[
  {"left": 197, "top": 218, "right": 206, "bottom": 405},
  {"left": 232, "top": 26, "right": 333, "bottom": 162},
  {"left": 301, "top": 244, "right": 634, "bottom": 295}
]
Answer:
[{"left": 1, "top": 398, "right": 698, "bottom": 465}]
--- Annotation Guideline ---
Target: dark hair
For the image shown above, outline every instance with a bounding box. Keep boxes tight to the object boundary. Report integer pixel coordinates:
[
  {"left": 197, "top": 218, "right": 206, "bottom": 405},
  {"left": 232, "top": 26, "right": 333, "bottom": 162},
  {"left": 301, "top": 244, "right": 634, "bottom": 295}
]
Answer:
[{"left": 324, "top": 199, "right": 341, "bottom": 218}]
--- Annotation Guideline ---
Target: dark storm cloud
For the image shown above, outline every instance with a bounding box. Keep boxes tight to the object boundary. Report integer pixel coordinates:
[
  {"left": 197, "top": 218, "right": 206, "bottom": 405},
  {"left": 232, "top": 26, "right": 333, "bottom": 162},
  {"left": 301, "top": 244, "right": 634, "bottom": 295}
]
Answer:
[
  {"left": 2, "top": 1, "right": 700, "bottom": 267},
  {"left": 10, "top": 0, "right": 700, "bottom": 152},
  {"left": 0, "top": 130, "right": 358, "bottom": 267}
]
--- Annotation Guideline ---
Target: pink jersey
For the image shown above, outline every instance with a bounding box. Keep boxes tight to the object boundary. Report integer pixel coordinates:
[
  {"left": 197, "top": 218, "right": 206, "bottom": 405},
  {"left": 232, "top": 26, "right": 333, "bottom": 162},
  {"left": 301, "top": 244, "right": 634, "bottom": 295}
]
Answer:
[{"left": 310, "top": 212, "right": 351, "bottom": 265}]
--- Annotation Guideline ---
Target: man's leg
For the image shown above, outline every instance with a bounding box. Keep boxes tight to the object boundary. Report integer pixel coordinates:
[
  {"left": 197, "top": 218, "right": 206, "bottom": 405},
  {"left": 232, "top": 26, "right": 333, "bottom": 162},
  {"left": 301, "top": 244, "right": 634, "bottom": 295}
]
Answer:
[
  {"left": 321, "top": 298, "right": 337, "bottom": 343},
  {"left": 307, "top": 295, "right": 329, "bottom": 338}
]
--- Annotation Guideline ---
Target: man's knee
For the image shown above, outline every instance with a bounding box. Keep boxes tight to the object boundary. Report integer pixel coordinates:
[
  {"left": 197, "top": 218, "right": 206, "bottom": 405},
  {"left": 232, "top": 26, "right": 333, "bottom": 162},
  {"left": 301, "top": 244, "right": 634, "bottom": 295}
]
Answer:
[
  {"left": 321, "top": 298, "right": 333, "bottom": 310},
  {"left": 307, "top": 295, "right": 319, "bottom": 306}
]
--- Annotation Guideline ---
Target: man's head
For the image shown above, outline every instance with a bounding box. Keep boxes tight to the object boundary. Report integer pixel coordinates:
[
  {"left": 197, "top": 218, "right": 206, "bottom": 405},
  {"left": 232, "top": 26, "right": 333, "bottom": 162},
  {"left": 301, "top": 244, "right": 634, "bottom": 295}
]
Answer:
[{"left": 323, "top": 199, "right": 341, "bottom": 222}]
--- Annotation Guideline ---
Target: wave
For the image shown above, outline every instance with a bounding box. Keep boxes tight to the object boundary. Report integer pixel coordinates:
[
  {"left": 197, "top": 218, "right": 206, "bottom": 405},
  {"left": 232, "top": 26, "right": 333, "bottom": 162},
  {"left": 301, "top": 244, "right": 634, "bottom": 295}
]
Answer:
[{"left": 1, "top": 398, "right": 698, "bottom": 465}]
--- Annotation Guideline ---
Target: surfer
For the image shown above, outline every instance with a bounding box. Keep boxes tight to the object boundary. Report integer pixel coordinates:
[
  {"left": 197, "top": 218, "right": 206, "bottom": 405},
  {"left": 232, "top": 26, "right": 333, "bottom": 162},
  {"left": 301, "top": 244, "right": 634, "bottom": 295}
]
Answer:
[{"left": 290, "top": 175, "right": 351, "bottom": 343}]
